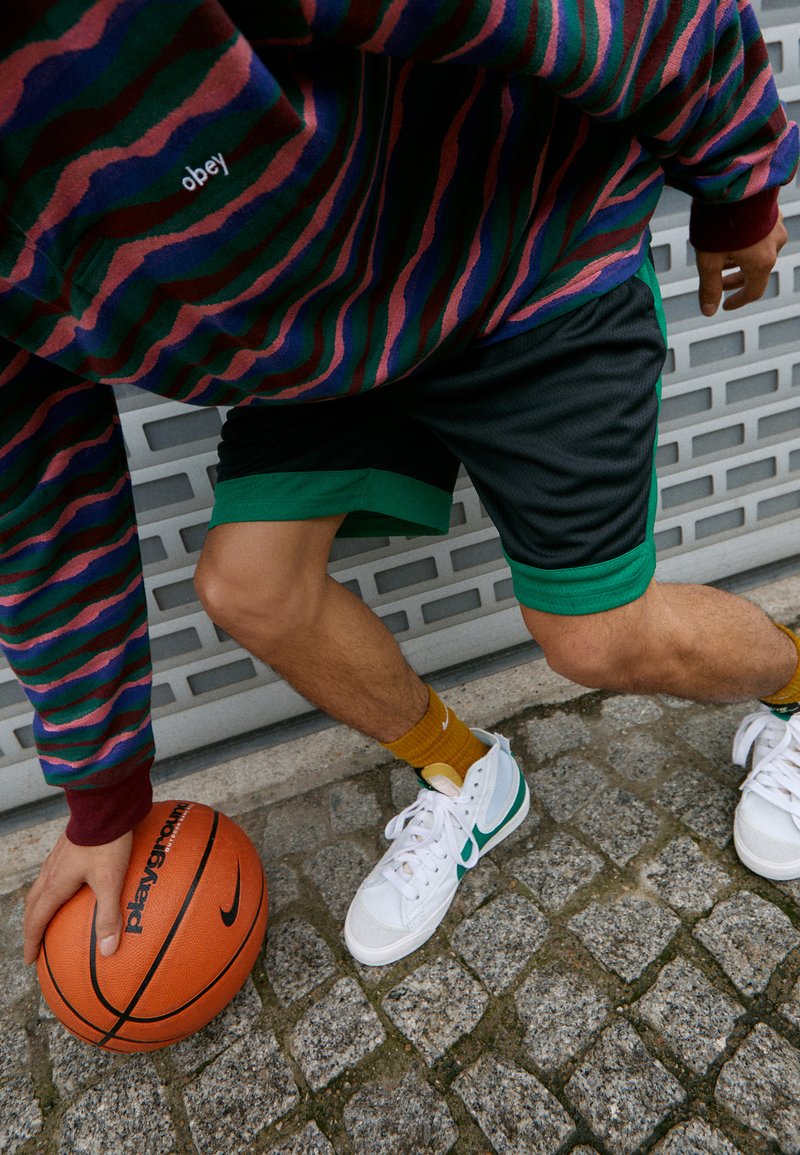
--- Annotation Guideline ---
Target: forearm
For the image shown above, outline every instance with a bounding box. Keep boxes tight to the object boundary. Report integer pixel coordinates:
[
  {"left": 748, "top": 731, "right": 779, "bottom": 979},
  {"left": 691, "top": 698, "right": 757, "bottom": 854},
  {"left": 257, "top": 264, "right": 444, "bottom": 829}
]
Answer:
[
  {"left": 258, "top": 0, "right": 797, "bottom": 201},
  {"left": 0, "top": 345, "right": 154, "bottom": 844}
]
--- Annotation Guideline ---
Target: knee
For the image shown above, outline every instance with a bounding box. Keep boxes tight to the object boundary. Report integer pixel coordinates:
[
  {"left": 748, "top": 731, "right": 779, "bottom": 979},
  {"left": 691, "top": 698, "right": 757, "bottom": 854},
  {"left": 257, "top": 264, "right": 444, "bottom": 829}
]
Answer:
[
  {"left": 543, "top": 636, "right": 629, "bottom": 690},
  {"left": 521, "top": 606, "right": 652, "bottom": 692},
  {"left": 194, "top": 550, "right": 319, "bottom": 646}
]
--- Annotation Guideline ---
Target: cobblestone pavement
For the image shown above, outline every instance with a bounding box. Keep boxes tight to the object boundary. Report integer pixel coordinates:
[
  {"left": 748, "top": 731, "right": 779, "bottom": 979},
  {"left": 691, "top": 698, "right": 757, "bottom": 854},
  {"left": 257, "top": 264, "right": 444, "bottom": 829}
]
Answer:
[{"left": 4, "top": 689, "right": 800, "bottom": 1154}]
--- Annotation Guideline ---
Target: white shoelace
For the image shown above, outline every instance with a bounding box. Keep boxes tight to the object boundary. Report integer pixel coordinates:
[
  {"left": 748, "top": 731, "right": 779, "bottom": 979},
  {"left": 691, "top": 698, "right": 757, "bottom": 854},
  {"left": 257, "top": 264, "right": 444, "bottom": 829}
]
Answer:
[
  {"left": 733, "top": 709, "right": 800, "bottom": 820},
  {"left": 381, "top": 789, "right": 480, "bottom": 901}
]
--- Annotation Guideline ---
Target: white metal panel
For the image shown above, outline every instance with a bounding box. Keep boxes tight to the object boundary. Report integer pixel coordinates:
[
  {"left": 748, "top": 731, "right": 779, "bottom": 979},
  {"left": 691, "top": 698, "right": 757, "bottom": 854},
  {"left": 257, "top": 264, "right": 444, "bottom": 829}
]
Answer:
[{"left": 2, "top": 3, "right": 799, "bottom": 811}]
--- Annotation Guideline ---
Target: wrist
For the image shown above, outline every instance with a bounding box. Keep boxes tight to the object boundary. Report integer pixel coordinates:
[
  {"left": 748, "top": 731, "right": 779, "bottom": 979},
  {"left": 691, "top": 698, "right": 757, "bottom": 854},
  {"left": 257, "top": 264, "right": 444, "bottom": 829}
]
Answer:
[
  {"left": 690, "top": 187, "right": 780, "bottom": 253},
  {"left": 64, "top": 762, "right": 153, "bottom": 846}
]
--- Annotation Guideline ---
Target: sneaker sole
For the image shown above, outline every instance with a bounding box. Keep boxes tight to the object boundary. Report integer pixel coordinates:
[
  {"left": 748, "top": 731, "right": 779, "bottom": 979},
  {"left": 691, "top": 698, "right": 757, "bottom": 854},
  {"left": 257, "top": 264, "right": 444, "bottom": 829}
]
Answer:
[
  {"left": 734, "top": 818, "right": 800, "bottom": 881},
  {"left": 345, "top": 776, "right": 531, "bottom": 967}
]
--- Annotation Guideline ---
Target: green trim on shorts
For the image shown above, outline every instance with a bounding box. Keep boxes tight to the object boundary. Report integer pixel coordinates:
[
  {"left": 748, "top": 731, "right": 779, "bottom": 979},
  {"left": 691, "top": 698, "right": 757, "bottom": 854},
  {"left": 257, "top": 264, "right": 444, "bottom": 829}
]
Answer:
[
  {"left": 506, "top": 537, "right": 657, "bottom": 615},
  {"left": 510, "top": 256, "right": 667, "bottom": 616},
  {"left": 209, "top": 469, "right": 453, "bottom": 537}
]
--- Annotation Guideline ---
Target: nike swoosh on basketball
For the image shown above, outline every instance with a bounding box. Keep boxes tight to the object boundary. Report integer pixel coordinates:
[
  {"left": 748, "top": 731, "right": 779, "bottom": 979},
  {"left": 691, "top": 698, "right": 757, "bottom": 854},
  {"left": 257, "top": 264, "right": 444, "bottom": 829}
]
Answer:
[{"left": 220, "top": 862, "right": 241, "bottom": 927}]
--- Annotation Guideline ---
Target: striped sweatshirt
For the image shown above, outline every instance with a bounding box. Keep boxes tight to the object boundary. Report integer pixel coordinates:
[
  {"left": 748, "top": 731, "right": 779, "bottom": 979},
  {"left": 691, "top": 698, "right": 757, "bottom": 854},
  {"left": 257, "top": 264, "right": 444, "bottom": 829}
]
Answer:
[{"left": 0, "top": 0, "right": 797, "bottom": 842}]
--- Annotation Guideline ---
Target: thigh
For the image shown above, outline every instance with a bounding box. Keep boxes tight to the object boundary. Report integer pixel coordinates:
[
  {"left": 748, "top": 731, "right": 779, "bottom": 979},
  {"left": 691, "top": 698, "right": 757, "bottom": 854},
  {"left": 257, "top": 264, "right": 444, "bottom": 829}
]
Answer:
[
  {"left": 211, "top": 393, "right": 461, "bottom": 538},
  {"left": 388, "top": 262, "right": 667, "bottom": 615}
]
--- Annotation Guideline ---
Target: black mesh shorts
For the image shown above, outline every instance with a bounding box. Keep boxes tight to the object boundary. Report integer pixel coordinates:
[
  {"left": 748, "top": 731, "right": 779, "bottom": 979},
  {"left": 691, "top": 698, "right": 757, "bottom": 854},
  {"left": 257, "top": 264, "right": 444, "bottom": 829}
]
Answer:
[{"left": 211, "top": 260, "right": 667, "bottom": 614}]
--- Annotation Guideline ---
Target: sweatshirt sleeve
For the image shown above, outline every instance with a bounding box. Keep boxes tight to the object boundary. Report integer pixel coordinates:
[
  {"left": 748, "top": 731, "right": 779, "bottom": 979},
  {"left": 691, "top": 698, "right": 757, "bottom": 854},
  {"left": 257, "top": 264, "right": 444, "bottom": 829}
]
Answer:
[
  {"left": 0, "top": 343, "right": 154, "bottom": 845},
  {"left": 260, "top": 0, "right": 799, "bottom": 206}
]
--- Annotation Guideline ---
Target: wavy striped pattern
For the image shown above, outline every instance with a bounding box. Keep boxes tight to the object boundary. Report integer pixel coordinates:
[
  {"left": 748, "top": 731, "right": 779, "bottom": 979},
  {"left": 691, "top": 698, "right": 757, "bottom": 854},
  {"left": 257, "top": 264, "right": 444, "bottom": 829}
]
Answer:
[
  {"left": 0, "top": 0, "right": 796, "bottom": 833},
  {"left": 0, "top": 1, "right": 796, "bottom": 406},
  {"left": 0, "top": 345, "right": 153, "bottom": 808}
]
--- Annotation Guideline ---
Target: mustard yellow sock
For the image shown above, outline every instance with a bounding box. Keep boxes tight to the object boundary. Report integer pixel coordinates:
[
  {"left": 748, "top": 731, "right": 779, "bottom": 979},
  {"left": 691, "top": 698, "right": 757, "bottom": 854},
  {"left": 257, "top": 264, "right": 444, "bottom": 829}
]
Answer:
[
  {"left": 382, "top": 686, "right": 487, "bottom": 784},
  {"left": 760, "top": 622, "right": 800, "bottom": 710}
]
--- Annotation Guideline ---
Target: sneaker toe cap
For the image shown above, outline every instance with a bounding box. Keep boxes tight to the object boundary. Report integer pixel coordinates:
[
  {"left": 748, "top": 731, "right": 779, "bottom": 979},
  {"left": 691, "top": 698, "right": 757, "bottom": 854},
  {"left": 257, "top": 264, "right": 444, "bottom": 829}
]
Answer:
[
  {"left": 345, "top": 893, "right": 411, "bottom": 962},
  {"left": 736, "top": 792, "right": 800, "bottom": 871}
]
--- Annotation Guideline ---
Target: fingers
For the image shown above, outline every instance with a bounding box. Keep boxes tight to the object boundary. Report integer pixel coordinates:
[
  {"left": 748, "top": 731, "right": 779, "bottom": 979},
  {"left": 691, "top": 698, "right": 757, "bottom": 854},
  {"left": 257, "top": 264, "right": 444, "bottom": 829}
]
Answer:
[
  {"left": 91, "top": 845, "right": 130, "bottom": 958},
  {"left": 696, "top": 252, "right": 725, "bottom": 317},
  {"left": 23, "top": 842, "right": 84, "bottom": 964},
  {"left": 23, "top": 831, "right": 132, "bottom": 964},
  {"left": 695, "top": 210, "right": 787, "bottom": 317},
  {"left": 698, "top": 251, "right": 771, "bottom": 315}
]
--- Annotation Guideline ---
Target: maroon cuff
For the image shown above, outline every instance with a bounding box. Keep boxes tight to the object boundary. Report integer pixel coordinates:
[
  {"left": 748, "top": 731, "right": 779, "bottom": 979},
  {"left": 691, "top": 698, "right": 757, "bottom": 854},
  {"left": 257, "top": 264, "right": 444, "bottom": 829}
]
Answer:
[
  {"left": 64, "top": 762, "right": 153, "bottom": 845},
  {"left": 689, "top": 187, "right": 780, "bottom": 253}
]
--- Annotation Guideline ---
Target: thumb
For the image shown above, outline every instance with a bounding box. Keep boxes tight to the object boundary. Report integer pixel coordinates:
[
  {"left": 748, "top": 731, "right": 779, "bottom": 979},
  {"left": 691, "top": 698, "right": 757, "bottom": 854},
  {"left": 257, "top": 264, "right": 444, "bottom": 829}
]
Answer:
[
  {"left": 93, "top": 885, "right": 124, "bottom": 958},
  {"left": 696, "top": 252, "right": 725, "bottom": 317},
  {"left": 88, "top": 839, "right": 131, "bottom": 958}
]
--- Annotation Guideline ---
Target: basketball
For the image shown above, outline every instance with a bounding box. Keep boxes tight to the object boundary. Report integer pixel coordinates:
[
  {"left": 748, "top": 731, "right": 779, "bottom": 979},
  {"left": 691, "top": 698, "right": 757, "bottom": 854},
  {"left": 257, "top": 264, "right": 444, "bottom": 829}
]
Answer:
[{"left": 37, "top": 800, "right": 268, "bottom": 1052}]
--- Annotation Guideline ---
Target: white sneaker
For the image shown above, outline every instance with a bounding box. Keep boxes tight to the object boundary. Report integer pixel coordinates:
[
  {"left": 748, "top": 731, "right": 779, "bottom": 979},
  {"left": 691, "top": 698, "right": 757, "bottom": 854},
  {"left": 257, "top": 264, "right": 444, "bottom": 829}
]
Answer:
[
  {"left": 344, "top": 730, "right": 530, "bottom": 966},
  {"left": 733, "top": 706, "right": 800, "bottom": 880}
]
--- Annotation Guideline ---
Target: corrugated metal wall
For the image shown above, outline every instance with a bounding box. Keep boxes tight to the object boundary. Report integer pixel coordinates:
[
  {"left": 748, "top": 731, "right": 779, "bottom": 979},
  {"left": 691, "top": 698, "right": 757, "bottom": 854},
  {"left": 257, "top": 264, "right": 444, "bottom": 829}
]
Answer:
[{"left": 2, "top": 2, "right": 799, "bottom": 812}]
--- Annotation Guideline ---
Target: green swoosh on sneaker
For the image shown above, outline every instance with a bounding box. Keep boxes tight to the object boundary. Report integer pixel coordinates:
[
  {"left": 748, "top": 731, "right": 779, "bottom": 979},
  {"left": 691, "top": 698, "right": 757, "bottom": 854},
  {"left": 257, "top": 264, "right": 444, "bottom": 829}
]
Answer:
[{"left": 456, "top": 769, "right": 528, "bottom": 879}]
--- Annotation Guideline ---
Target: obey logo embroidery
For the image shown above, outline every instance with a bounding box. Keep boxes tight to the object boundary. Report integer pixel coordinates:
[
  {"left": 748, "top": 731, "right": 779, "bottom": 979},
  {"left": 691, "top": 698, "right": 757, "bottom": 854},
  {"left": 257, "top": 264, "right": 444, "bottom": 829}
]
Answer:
[{"left": 182, "top": 153, "right": 229, "bottom": 192}]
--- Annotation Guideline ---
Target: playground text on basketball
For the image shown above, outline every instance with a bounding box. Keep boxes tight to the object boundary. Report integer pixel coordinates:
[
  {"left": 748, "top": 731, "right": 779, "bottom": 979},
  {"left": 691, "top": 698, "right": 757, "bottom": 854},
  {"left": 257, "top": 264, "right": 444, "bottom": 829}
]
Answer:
[{"left": 124, "top": 801, "right": 194, "bottom": 936}]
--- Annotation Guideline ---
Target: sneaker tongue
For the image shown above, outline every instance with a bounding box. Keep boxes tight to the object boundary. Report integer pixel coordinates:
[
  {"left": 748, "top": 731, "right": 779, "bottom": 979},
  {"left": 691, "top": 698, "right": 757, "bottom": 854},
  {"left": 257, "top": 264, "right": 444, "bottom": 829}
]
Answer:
[{"left": 421, "top": 763, "right": 462, "bottom": 797}]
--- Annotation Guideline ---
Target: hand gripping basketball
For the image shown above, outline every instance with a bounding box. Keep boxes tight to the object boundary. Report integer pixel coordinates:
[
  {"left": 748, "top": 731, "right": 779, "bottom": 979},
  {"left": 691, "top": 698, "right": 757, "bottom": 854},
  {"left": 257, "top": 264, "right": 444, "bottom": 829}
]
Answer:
[{"left": 37, "top": 800, "right": 268, "bottom": 1052}]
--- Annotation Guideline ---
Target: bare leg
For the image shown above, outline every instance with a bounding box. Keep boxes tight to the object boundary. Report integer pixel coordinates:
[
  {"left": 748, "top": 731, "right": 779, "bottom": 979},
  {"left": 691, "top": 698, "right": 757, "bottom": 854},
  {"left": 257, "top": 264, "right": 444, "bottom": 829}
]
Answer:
[
  {"left": 521, "top": 579, "right": 796, "bottom": 701},
  {"left": 195, "top": 517, "right": 428, "bottom": 742}
]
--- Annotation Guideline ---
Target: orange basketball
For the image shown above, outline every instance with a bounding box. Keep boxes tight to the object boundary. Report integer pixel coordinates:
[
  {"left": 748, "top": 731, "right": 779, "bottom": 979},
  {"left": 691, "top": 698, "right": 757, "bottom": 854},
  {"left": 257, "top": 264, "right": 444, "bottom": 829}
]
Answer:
[{"left": 37, "top": 800, "right": 268, "bottom": 1052}]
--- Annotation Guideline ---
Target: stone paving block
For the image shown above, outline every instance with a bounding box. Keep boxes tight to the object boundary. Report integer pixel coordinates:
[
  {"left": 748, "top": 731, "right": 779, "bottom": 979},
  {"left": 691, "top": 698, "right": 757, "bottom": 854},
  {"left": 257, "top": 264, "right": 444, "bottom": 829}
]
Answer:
[
  {"left": 184, "top": 1029, "right": 299, "bottom": 1153},
  {"left": 608, "top": 732, "right": 674, "bottom": 785},
  {"left": 776, "top": 876, "right": 800, "bottom": 908},
  {"left": 382, "top": 958, "right": 488, "bottom": 1065},
  {"left": 675, "top": 704, "right": 746, "bottom": 781},
  {"left": 524, "top": 712, "right": 592, "bottom": 763},
  {"left": 262, "top": 796, "right": 332, "bottom": 862},
  {"left": 693, "top": 891, "right": 800, "bottom": 997},
  {"left": 515, "top": 968, "right": 609, "bottom": 1071},
  {"left": 0, "top": 1022, "right": 29, "bottom": 1080},
  {"left": 529, "top": 755, "right": 609, "bottom": 821},
  {"left": 565, "top": 1021, "right": 685, "bottom": 1155},
  {"left": 576, "top": 787, "right": 660, "bottom": 865},
  {"left": 0, "top": 894, "right": 24, "bottom": 958},
  {"left": 0, "top": 953, "right": 36, "bottom": 1013},
  {"left": 264, "top": 916, "right": 337, "bottom": 1005},
  {"left": 451, "top": 893, "right": 549, "bottom": 994},
  {"left": 659, "top": 694, "right": 695, "bottom": 710},
  {"left": 779, "top": 975, "right": 800, "bottom": 1030},
  {"left": 507, "top": 832, "right": 604, "bottom": 911},
  {"left": 328, "top": 781, "right": 382, "bottom": 833},
  {"left": 568, "top": 895, "right": 680, "bottom": 983},
  {"left": 46, "top": 1019, "right": 118, "bottom": 1098},
  {"left": 715, "top": 1023, "right": 800, "bottom": 1151},
  {"left": 343, "top": 1071, "right": 457, "bottom": 1155},
  {"left": 640, "top": 836, "right": 731, "bottom": 914},
  {"left": 267, "top": 863, "right": 301, "bottom": 914},
  {"left": 654, "top": 767, "right": 737, "bottom": 848},
  {"left": 59, "top": 1056, "right": 175, "bottom": 1155},
  {"left": 391, "top": 764, "right": 422, "bottom": 811},
  {"left": 307, "top": 840, "right": 374, "bottom": 920},
  {"left": 289, "top": 978, "right": 385, "bottom": 1089},
  {"left": 267, "top": 1121, "right": 335, "bottom": 1154},
  {"left": 452, "top": 857, "right": 501, "bottom": 917},
  {"left": 650, "top": 1119, "right": 742, "bottom": 1154},
  {"left": 633, "top": 957, "right": 745, "bottom": 1073},
  {"left": 168, "top": 978, "right": 263, "bottom": 1076},
  {"left": 0, "top": 1074, "right": 43, "bottom": 1154},
  {"left": 454, "top": 1053, "right": 576, "bottom": 1155},
  {"left": 601, "top": 696, "right": 663, "bottom": 729}
]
